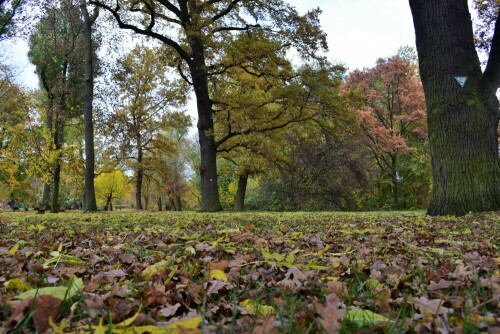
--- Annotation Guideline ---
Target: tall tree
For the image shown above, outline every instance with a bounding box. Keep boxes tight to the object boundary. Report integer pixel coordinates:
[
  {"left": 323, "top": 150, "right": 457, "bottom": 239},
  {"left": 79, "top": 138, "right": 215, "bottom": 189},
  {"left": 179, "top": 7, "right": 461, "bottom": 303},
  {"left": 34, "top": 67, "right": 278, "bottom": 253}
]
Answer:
[
  {"left": 345, "top": 54, "right": 427, "bottom": 209},
  {"left": 0, "top": 70, "right": 31, "bottom": 203},
  {"left": 28, "top": 0, "right": 85, "bottom": 212},
  {"left": 409, "top": 0, "right": 500, "bottom": 215},
  {"left": 79, "top": 0, "right": 99, "bottom": 212},
  {"left": 108, "top": 44, "right": 186, "bottom": 210},
  {"left": 88, "top": 0, "right": 327, "bottom": 211}
]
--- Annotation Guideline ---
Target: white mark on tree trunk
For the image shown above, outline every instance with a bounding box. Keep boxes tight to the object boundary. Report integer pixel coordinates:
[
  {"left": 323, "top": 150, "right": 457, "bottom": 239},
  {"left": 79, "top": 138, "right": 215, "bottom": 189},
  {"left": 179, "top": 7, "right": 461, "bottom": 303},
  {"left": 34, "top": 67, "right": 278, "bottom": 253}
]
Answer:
[{"left": 454, "top": 76, "right": 468, "bottom": 88}]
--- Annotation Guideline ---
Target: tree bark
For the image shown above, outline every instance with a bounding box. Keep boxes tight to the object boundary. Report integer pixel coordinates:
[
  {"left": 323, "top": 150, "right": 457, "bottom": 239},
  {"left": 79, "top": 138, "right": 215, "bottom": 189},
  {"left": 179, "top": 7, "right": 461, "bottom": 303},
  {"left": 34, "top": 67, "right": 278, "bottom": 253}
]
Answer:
[
  {"left": 409, "top": 0, "right": 500, "bottom": 215},
  {"left": 174, "top": 195, "right": 182, "bottom": 212},
  {"left": 80, "top": 0, "right": 98, "bottom": 212},
  {"left": 158, "top": 196, "right": 162, "bottom": 211},
  {"left": 391, "top": 155, "right": 399, "bottom": 210},
  {"left": 190, "top": 38, "right": 222, "bottom": 212},
  {"left": 42, "top": 96, "right": 53, "bottom": 209},
  {"left": 135, "top": 137, "right": 143, "bottom": 210},
  {"left": 51, "top": 121, "right": 63, "bottom": 213},
  {"left": 42, "top": 184, "right": 51, "bottom": 209},
  {"left": 233, "top": 173, "right": 248, "bottom": 211}
]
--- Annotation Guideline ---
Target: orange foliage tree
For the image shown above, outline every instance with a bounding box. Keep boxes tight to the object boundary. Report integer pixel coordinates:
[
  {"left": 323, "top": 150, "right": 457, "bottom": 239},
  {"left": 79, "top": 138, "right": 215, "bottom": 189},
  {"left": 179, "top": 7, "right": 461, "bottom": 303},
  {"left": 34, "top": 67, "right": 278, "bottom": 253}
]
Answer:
[{"left": 346, "top": 53, "right": 427, "bottom": 209}]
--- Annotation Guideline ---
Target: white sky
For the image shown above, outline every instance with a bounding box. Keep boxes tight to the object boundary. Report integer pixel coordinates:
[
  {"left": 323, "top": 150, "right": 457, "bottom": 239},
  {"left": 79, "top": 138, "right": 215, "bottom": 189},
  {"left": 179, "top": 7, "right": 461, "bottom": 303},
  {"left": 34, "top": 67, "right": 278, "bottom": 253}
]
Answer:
[
  {"left": 2, "top": 0, "right": 416, "bottom": 90},
  {"left": 289, "top": 0, "right": 416, "bottom": 70}
]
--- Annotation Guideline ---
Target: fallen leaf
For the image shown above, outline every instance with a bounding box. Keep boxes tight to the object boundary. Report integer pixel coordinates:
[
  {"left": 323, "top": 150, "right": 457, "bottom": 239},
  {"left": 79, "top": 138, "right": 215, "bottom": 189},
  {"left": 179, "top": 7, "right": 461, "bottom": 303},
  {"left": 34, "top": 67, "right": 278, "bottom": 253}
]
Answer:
[
  {"left": 315, "top": 293, "right": 346, "bottom": 333},
  {"left": 166, "top": 315, "right": 202, "bottom": 331},
  {"left": 141, "top": 260, "right": 170, "bottom": 280},
  {"left": 344, "top": 308, "right": 391, "bottom": 326},
  {"left": 428, "top": 279, "right": 453, "bottom": 291},
  {"left": 7, "top": 242, "right": 19, "bottom": 255},
  {"left": 205, "top": 280, "right": 228, "bottom": 295},
  {"left": 409, "top": 296, "right": 449, "bottom": 316},
  {"left": 16, "top": 276, "right": 83, "bottom": 300},
  {"left": 4, "top": 278, "right": 31, "bottom": 292},
  {"left": 251, "top": 315, "right": 277, "bottom": 334},
  {"left": 277, "top": 267, "right": 307, "bottom": 288},
  {"left": 32, "top": 295, "right": 62, "bottom": 333},
  {"left": 159, "top": 303, "right": 181, "bottom": 318},
  {"left": 208, "top": 260, "right": 229, "bottom": 271},
  {"left": 209, "top": 269, "right": 228, "bottom": 282},
  {"left": 240, "top": 299, "right": 275, "bottom": 317},
  {"left": 104, "top": 269, "right": 127, "bottom": 279}
]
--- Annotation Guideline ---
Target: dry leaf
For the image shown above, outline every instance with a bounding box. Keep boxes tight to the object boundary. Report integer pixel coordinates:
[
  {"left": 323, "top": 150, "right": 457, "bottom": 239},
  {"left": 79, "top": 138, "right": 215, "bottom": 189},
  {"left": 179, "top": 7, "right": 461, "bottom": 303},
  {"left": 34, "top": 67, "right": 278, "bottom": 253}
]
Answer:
[
  {"left": 32, "top": 295, "right": 62, "bottom": 333},
  {"left": 409, "top": 296, "right": 449, "bottom": 316},
  {"left": 315, "top": 293, "right": 346, "bottom": 333}
]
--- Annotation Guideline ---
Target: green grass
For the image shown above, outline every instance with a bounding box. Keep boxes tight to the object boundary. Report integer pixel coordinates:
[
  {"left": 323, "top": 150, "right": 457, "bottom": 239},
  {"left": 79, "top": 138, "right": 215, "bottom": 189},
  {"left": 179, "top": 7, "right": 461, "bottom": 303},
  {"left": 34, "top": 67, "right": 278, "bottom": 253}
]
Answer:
[{"left": 0, "top": 210, "right": 498, "bottom": 333}]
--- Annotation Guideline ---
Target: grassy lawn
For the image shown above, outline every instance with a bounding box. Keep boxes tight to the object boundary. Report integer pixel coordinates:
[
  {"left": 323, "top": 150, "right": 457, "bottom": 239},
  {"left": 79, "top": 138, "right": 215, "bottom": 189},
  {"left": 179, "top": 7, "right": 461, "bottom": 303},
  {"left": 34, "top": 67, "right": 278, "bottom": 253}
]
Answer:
[{"left": 0, "top": 211, "right": 498, "bottom": 333}]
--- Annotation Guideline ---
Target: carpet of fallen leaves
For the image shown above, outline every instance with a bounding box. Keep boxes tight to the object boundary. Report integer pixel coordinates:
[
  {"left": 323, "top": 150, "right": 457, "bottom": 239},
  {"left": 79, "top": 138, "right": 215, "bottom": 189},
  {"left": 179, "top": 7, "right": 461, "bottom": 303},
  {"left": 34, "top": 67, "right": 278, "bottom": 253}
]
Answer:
[{"left": 0, "top": 211, "right": 498, "bottom": 333}]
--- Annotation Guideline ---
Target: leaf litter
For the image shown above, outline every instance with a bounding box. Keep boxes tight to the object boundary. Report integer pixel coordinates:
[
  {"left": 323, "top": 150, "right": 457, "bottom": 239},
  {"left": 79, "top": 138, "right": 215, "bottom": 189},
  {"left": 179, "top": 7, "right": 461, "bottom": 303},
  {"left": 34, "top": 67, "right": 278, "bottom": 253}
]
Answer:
[{"left": 0, "top": 211, "right": 498, "bottom": 333}]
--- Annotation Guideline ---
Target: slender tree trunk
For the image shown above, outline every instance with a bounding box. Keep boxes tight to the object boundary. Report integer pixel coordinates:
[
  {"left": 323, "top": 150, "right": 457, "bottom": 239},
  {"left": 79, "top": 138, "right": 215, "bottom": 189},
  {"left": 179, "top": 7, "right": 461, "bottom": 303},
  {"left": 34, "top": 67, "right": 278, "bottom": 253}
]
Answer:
[
  {"left": 42, "top": 99, "right": 53, "bottom": 209},
  {"left": 409, "top": 0, "right": 500, "bottom": 215},
  {"left": 174, "top": 195, "right": 182, "bottom": 212},
  {"left": 51, "top": 121, "right": 63, "bottom": 213},
  {"left": 80, "top": 0, "right": 98, "bottom": 212},
  {"left": 158, "top": 197, "right": 162, "bottom": 211},
  {"left": 190, "top": 38, "right": 222, "bottom": 212},
  {"left": 135, "top": 139, "right": 143, "bottom": 210},
  {"left": 144, "top": 195, "right": 149, "bottom": 210},
  {"left": 42, "top": 184, "right": 51, "bottom": 209},
  {"left": 233, "top": 173, "right": 248, "bottom": 211},
  {"left": 391, "top": 156, "right": 399, "bottom": 210}
]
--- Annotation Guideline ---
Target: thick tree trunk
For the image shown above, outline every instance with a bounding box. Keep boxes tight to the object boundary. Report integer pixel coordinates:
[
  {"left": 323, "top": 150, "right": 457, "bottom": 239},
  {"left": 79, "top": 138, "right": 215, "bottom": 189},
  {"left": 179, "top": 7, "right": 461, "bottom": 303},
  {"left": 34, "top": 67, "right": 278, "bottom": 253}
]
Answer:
[
  {"left": 190, "top": 39, "right": 222, "bottom": 212},
  {"left": 409, "top": 0, "right": 500, "bottom": 215},
  {"left": 233, "top": 173, "right": 248, "bottom": 211},
  {"left": 80, "top": 0, "right": 98, "bottom": 212}
]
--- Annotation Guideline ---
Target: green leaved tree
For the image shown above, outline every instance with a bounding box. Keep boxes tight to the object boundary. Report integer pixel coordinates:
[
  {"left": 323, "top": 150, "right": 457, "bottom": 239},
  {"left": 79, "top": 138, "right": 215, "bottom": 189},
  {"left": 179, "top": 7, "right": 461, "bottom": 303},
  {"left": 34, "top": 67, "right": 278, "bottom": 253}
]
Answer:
[{"left": 88, "top": 0, "right": 328, "bottom": 211}]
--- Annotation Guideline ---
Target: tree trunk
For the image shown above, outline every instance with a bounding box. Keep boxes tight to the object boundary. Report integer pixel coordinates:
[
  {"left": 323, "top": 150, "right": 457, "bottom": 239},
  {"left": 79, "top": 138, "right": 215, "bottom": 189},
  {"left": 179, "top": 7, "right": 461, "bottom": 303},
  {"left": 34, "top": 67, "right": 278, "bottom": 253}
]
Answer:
[
  {"left": 42, "top": 184, "right": 51, "bottom": 210},
  {"left": 158, "top": 197, "right": 162, "bottom": 211},
  {"left": 51, "top": 120, "right": 63, "bottom": 213},
  {"left": 174, "top": 195, "right": 182, "bottom": 212},
  {"left": 391, "top": 156, "right": 399, "bottom": 210},
  {"left": 135, "top": 140, "right": 143, "bottom": 210},
  {"left": 80, "top": 0, "right": 98, "bottom": 212},
  {"left": 42, "top": 98, "right": 53, "bottom": 210},
  {"left": 144, "top": 195, "right": 149, "bottom": 210},
  {"left": 190, "top": 38, "right": 222, "bottom": 212},
  {"left": 233, "top": 173, "right": 248, "bottom": 211},
  {"left": 409, "top": 0, "right": 500, "bottom": 215}
]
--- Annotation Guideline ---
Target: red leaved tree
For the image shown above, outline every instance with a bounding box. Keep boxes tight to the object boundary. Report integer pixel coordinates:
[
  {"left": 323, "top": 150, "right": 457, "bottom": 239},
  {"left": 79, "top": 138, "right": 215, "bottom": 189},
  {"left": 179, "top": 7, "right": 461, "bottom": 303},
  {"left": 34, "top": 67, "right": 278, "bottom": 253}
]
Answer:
[{"left": 346, "top": 54, "right": 427, "bottom": 209}]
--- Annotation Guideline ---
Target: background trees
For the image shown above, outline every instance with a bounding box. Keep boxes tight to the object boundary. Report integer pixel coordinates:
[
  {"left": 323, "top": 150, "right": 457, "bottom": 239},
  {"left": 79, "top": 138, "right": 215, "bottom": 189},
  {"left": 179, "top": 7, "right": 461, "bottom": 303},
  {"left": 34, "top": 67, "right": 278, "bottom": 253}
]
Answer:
[
  {"left": 28, "top": 0, "right": 86, "bottom": 212},
  {"left": 88, "top": 0, "right": 328, "bottom": 211},
  {"left": 345, "top": 52, "right": 429, "bottom": 209},
  {"left": 4, "top": 1, "right": 497, "bottom": 215},
  {"left": 106, "top": 44, "right": 188, "bottom": 210}
]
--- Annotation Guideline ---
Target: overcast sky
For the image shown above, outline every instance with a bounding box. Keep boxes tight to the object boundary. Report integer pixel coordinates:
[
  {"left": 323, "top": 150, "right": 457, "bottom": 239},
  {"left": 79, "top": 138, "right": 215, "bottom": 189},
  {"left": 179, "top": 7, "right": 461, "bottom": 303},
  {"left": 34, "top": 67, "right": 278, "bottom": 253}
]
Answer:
[
  {"left": 1, "top": 0, "right": 416, "bottom": 89},
  {"left": 289, "top": 0, "right": 416, "bottom": 69}
]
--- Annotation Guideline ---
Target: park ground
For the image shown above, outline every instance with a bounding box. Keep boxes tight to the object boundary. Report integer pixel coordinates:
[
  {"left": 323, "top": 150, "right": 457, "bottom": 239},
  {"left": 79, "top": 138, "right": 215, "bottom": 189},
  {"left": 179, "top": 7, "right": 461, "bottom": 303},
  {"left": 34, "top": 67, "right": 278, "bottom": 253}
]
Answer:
[{"left": 0, "top": 211, "right": 499, "bottom": 333}]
